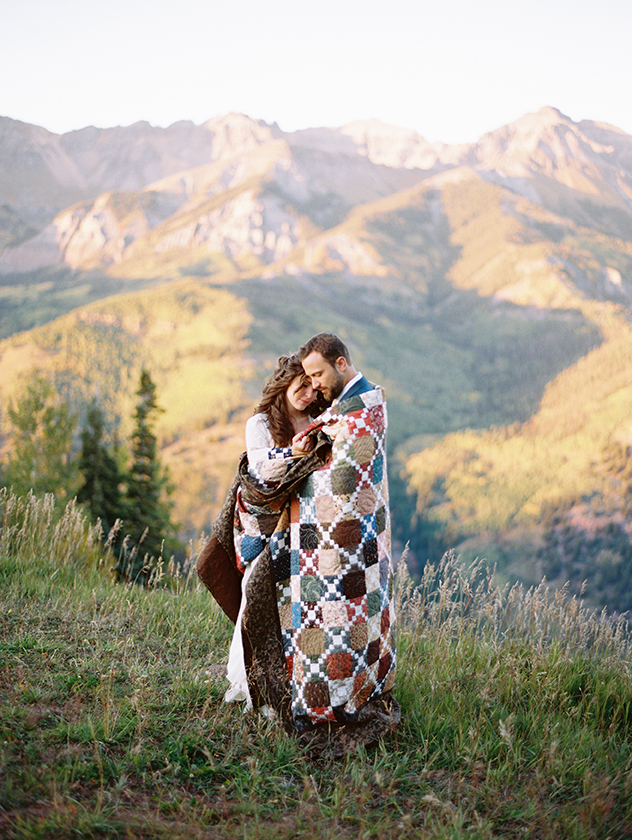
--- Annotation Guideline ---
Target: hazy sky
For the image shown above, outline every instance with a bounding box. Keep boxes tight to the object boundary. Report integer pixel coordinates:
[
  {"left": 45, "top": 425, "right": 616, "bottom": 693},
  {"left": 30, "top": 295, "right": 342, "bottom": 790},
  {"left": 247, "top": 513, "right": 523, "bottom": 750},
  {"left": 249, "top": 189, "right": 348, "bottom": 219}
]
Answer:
[{"left": 3, "top": 0, "right": 632, "bottom": 143}]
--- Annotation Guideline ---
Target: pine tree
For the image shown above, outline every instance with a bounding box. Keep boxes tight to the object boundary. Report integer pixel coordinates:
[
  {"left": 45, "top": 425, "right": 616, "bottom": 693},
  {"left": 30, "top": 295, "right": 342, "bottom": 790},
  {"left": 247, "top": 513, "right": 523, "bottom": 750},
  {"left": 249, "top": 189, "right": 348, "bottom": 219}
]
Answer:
[
  {"left": 77, "top": 399, "right": 125, "bottom": 537},
  {"left": 3, "top": 375, "right": 80, "bottom": 502},
  {"left": 118, "top": 369, "right": 179, "bottom": 582}
]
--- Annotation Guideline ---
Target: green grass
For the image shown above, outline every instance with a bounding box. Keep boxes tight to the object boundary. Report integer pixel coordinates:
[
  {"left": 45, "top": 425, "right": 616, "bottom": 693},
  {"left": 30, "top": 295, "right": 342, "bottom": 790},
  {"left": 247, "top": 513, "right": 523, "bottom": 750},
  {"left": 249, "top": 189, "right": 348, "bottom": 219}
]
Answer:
[{"left": 1, "top": 490, "right": 631, "bottom": 839}]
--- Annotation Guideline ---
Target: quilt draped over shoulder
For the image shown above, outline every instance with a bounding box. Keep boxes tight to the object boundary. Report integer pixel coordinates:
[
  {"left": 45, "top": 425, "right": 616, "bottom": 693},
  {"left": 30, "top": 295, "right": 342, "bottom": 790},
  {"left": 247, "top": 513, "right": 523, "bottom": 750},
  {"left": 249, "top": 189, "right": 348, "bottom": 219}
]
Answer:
[{"left": 197, "top": 384, "right": 399, "bottom": 755}]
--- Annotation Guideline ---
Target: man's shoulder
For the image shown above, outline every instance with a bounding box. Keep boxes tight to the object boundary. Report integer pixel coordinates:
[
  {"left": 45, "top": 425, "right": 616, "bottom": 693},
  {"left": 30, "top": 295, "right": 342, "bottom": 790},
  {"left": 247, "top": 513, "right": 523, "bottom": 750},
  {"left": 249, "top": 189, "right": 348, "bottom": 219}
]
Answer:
[
  {"left": 343, "top": 374, "right": 374, "bottom": 400},
  {"left": 338, "top": 381, "right": 386, "bottom": 413}
]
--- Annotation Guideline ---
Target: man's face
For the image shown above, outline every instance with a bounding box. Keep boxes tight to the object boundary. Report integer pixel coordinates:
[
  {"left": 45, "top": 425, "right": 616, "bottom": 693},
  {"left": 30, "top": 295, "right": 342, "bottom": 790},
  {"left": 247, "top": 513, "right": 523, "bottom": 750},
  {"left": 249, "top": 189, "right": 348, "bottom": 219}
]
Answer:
[{"left": 302, "top": 351, "right": 346, "bottom": 402}]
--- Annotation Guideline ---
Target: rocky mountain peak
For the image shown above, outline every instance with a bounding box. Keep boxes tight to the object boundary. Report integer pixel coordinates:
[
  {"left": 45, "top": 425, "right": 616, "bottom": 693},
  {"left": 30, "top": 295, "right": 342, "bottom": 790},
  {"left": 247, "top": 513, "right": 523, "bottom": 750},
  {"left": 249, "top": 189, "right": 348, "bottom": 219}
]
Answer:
[
  {"left": 338, "top": 119, "right": 454, "bottom": 169},
  {"left": 202, "top": 112, "right": 283, "bottom": 161},
  {"left": 0, "top": 117, "right": 86, "bottom": 203},
  {"left": 473, "top": 106, "right": 624, "bottom": 169},
  {"left": 470, "top": 106, "right": 632, "bottom": 215},
  {"left": 287, "top": 118, "right": 463, "bottom": 171}
]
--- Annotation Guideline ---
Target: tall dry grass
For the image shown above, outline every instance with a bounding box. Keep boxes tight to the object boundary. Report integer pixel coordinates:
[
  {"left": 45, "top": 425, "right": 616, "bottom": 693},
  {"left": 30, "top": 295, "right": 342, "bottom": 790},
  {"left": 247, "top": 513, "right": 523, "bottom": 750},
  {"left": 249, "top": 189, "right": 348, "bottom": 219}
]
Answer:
[{"left": 1, "top": 491, "right": 631, "bottom": 838}]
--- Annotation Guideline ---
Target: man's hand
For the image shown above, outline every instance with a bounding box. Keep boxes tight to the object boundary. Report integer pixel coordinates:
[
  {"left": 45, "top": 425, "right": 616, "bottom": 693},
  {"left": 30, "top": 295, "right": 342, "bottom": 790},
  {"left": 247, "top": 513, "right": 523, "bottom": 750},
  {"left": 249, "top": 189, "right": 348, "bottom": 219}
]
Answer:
[{"left": 291, "top": 430, "right": 314, "bottom": 456}]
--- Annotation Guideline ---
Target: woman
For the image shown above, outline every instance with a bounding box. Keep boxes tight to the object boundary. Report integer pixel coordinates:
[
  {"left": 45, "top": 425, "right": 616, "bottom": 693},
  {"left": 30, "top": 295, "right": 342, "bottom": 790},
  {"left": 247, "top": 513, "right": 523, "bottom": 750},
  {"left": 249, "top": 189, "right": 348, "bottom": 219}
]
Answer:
[
  {"left": 219, "top": 354, "right": 330, "bottom": 711},
  {"left": 245, "top": 354, "right": 324, "bottom": 472}
]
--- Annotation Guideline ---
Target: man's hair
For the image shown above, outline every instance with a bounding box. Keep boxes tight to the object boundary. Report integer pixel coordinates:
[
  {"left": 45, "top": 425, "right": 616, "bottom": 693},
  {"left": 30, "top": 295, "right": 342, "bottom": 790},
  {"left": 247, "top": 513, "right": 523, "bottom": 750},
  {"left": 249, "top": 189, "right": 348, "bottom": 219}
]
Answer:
[{"left": 299, "top": 333, "right": 351, "bottom": 367}]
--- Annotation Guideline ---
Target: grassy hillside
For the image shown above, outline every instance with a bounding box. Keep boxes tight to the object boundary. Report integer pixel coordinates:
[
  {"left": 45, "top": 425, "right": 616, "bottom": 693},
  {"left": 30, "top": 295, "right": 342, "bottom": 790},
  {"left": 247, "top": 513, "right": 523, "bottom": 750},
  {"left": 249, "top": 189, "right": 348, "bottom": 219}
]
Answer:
[
  {"left": 403, "top": 177, "right": 632, "bottom": 608},
  {"left": 1, "top": 490, "right": 631, "bottom": 839},
  {"left": 0, "top": 267, "right": 160, "bottom": 341}
]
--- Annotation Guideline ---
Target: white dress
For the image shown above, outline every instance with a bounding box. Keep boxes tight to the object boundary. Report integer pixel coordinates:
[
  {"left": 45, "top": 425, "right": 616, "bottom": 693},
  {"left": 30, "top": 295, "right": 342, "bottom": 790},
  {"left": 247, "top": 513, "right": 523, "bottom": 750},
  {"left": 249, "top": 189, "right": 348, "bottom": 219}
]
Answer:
[
  {"left": 244, "top": 413, "right": 295, "bottom": 484},
  {"left": 245, "top": 412, "right": 275, "bottom": 459}
]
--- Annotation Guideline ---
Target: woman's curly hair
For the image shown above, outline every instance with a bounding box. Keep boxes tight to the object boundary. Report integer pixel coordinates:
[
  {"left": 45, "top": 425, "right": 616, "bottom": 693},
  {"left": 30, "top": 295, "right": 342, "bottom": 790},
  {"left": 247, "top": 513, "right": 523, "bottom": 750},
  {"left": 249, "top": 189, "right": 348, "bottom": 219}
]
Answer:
[{"left": 254, "top": 354, "right": 327, "bottom": 446}]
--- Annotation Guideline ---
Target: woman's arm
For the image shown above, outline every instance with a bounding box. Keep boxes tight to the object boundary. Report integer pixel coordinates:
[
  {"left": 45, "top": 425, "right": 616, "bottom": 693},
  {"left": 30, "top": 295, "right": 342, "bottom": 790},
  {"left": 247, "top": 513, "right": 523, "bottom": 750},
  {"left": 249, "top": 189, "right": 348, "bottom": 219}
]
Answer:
[{"left": 245, "top": 414, "right": 294, "bottom": 483}]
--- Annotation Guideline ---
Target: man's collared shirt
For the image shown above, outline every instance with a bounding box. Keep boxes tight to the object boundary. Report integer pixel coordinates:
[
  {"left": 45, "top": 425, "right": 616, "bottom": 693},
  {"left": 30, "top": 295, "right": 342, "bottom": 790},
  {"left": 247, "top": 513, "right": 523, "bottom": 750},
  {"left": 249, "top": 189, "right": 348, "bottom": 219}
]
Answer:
[{"left": 334, "top": 372, "right": 363, "bottom": 405}]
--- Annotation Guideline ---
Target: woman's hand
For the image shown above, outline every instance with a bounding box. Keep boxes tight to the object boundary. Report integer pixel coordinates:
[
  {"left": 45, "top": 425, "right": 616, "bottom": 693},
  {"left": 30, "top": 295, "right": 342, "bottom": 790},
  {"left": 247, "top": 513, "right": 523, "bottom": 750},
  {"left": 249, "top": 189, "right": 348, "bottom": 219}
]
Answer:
[{"left": 291, "top": 430, "right": 314, "bottom": 456}]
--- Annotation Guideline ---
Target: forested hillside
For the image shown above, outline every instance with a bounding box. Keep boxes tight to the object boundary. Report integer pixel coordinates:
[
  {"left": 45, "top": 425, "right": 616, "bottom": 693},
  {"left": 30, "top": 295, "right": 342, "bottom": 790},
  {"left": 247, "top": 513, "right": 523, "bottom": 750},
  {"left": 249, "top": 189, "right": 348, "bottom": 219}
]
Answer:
[{"left": 1, "top": 106, "right": 632, "bottom": 613}]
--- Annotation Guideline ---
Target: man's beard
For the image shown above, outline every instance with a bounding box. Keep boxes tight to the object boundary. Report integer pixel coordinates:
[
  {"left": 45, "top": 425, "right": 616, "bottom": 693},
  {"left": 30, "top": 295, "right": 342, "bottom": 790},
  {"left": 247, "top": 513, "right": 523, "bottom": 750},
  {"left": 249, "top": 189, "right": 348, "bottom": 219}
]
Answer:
[{"left": 327, "top": 369, "right": 346, "bottom": 401}]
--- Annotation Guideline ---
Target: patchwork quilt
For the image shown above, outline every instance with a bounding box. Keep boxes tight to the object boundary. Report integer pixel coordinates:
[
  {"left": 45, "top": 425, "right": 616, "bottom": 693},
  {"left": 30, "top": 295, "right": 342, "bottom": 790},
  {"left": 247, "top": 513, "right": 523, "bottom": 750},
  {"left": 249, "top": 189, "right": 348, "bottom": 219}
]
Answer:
[{"left": 234, "top": 384, "right": 397, "bottom": 730}]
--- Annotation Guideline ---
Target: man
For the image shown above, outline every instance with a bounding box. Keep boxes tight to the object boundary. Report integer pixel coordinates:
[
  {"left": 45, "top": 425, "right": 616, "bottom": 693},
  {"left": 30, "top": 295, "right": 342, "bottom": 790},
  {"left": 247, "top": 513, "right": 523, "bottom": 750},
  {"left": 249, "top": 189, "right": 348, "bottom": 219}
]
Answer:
[
  {"left": 288, "top": 333, "right": 399, "bottom": 749},
  {"left": 299, "top": 332, "right": 371, "bottom": 405}
]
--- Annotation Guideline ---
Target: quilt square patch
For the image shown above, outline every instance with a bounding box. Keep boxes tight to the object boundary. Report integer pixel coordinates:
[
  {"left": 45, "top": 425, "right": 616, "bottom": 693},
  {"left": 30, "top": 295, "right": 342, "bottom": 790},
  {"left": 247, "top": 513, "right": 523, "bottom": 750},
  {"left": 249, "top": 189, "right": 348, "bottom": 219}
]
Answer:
[
  {"left": 327, "top": 652, "right": 354, "bottom": 680},
  {"left": 352, "top": 672, "right": 374, "bottom": 708},
  {"left": 300, "top": 523, "right": 320, "bottom": 550},
  {"left": 300, "top": 498, "right": 318, "bottom": 524},
  {"left": 360, "top": 516, "right": 378, "bottom": 543},
  {"left": 365, "top": 564, "right": 379, "bottom": 592},
  {"left": 342, "top": 396, "right": 365, "bottom": 412},
  {"left": 301, "top": 574, "right": 325, "bottom": 602},
  {"left": 352, "top": 434, "right": 375, "bottom": 465},
  {"left": 315, "top": 495, "right": 337, "bottom": 523},
  {"left": 340, "top": 543, "right": 365, "bottom": 566},
  {"left": 326, "top": 626, "right": 351, "bottom": 653},
  {"left": 276, "top": 580, "right": 291, "bottom": 603},
  {"left": 329, "top": 677, "right": 354, "bottom": 707},
  {"left": 363, "top": 538, "right": 379, "bottom": 568},
  {"left": 356, "top": 485, "right": 377, "bottom": 516},
  {"left": 368, "top": 404, "right": 385, "bottom": 431},
  {"left": 270, "top": 526, "right": 290, "bottom": 552},
  {"left": 304, "top": 655, "right": 327, "bottom": 679},
  {"left": 343, "top": 571, "right": 366, "bottom": 599},
  {"left": 322, "top": 575, "right": 345, "bottom": 601},
  {"left": 322, "top": 601, "right": 348, "bottom": 628},
  {"left": 305, "top": 680, "right": 330, "bottom": 709},
  {"left": 318, "top": 548, "right": 342, "bottom": 576},
  {"left": 331, "top": 465, "right": 357, "bottom": 496},
  {"left": 372, "top": 456, "right": 384, "bottom": 485},
  {"left": 335, "top": 518, "right": 362, "bottom": 547},
  {"left": 347, "top": 596, "right": 368, "bottom": 624},
  {"left": 367, "top": 590, "right": 382, "bottom": 617},
  {"left": 367, "top": 639, "right": 380, "bottom": 666},
  {"left": 291, "top": 601, "right": 302, "bottom": 629},
  {"left": 311, "top": 469, "right": 332, "bottom": 496},
  {"left": 299, "top": 550, "right": 319, "bottom": 574},
  {"left": 349, "top": 621, "right": 368, "bottom": 650},
  {"left": 278, "top": 603, "right": 292, "bottom": 630},
  {"left": 239, "top": 534, "right": 265, "bottom": 562},
  {"left": 273, "top": 551, "right": 291, "bottom": 582},
  {"left": 367, "top": 612, "right": 382, "bottom": 642},
  {"left": 299, "top": 627, "right": 326, "bottom": 656}
]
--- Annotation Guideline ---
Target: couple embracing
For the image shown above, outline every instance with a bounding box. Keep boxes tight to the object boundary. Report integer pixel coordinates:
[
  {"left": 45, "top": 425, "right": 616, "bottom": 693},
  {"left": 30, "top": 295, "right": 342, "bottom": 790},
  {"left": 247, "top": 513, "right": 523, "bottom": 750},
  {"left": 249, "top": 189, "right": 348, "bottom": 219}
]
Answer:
[{"left": 197, "top": 333, "right": 400, "bottom": 757}]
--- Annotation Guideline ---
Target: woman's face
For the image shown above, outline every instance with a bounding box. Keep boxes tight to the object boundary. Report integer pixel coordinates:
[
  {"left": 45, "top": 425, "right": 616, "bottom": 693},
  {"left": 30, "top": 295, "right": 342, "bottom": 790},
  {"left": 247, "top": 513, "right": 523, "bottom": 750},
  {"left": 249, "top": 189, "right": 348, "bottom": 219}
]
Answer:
[{"left": 285, "top": 374, "right": 315, "bottom": 415}]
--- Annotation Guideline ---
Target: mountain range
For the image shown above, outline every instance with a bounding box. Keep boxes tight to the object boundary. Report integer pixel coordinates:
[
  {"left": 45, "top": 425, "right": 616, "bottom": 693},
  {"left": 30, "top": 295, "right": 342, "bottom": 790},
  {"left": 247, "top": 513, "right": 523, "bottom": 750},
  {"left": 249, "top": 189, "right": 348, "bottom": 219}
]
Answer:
[{"left": 1, "top": 106, "right": 632, "bottom": 612}]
